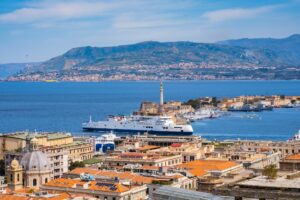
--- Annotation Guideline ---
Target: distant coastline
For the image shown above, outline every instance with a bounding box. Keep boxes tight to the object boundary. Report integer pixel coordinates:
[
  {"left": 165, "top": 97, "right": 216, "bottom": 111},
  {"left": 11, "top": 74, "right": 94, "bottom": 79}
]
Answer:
[{"left": 1, "top": 34, "right": 300, "bottom": 81}]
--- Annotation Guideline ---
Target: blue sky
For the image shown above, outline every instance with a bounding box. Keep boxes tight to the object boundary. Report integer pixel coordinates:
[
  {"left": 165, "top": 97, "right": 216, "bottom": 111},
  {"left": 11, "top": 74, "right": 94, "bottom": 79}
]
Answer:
[{"left": 1, "top": 0, "right": 300, "bottom": 63}]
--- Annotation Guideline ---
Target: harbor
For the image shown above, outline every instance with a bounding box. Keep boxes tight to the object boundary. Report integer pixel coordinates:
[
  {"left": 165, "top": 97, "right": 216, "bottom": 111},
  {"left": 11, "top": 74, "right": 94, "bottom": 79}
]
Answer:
[
  {"left": 1, "top": 81, "right": 300, "bottom": 140},
  {"left": 81, "top": 81, "right": 300, "bottom": 140}
]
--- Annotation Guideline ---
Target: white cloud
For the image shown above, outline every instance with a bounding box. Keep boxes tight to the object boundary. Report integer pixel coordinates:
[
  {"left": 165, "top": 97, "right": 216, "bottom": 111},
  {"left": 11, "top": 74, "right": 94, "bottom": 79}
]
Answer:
[
  {"left": 113, "top": 12, "right": 188, "bottom": 29},
  {"left": 0, "top": 1, "right": 122, "bottom": 23},
  {"left": 202, "top": 5, "right": 280, "bottom": 22}
]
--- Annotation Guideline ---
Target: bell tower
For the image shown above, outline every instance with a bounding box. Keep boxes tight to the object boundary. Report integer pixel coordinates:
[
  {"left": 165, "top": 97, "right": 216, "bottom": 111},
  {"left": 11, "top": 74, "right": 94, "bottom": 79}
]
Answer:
[
  {"left": 30, "top": 137, "right": 39, "bottom": 151},
  {"left": 6, "top": 159, "right": 24, "bottom": 191}
]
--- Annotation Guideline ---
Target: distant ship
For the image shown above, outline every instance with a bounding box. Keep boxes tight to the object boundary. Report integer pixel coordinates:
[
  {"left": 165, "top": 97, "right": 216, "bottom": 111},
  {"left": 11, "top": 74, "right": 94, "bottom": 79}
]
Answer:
[
  {"left": 228, "top": 104, "right": 273, "bottom": 112},
  {"left": 288, "top": 130, "right": 300, "bottom": 142},
  {"left": 95, "top": 132, "right": 117, "bottom": 154},
  {"left": 82, "top": 81, "right": 193, "bottom": 136},
  {"left": 183, "top": 108, "right": 221, "bottom": 122}
]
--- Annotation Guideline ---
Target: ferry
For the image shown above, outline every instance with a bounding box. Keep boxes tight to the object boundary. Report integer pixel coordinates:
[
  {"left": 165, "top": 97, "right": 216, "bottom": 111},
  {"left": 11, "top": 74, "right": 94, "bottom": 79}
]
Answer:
[
  {"left": 182, "top": 108, "right": 222, "bottom": 122},
  {"left": 83, "top": 115, "right": 193, "bottom": 136},
  {"left": 82, "top": 81, "right": 193, "bottom": 136},
  {"left": 95, "top": 132, "right": 117, "bottom": 154},
  {"left": 228, "top": 104, "right": 273, "bottom": 112}
]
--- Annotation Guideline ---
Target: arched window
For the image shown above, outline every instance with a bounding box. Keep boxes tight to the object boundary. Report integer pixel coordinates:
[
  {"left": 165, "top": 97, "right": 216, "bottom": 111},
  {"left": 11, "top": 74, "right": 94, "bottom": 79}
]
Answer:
[
  {"left": 33, "top": 178, "right": 37, "bottom": 186},
  {"left": 45, "top": 178, "right": 48, "bottom": 183},
  {"left": 17, "top": 173, "right": 20, "bottom": 181}
]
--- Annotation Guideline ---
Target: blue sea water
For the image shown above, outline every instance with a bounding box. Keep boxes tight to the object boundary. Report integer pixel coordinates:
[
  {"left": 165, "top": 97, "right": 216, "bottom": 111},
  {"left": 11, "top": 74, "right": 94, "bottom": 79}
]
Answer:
[{"left": 0, "top": 81, "right": 299, "bottom": 141}]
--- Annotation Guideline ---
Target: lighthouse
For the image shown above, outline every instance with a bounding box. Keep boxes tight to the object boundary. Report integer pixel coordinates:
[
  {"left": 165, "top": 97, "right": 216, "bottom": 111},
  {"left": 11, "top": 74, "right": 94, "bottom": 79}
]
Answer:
[
  {"left": 160, "top": 80, "right": 164, "bottom": 106},
  {"left": 159, "top": 80, "right": 164, "bottom": 115}
]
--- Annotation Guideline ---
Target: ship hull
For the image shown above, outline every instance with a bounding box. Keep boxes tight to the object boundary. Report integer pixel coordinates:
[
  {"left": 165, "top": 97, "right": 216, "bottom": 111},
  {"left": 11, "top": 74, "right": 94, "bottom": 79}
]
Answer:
[{"left": 83, "top": 127, "right": 193, "bottom": 136}]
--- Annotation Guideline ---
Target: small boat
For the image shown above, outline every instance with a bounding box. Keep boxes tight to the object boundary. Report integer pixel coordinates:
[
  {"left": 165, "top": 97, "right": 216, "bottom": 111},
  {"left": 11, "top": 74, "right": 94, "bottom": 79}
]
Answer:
[{"left": 287, "top": 130, "right": 300, "bottom": 142}]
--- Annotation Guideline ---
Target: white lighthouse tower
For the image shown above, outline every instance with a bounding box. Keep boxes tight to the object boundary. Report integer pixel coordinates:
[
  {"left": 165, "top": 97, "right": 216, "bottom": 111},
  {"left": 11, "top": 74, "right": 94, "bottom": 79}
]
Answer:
[
  {"left": 160, "top": 80, "right": 164, "bottom": 106},
  {"left": 159, "top": 80, "right": 164, "bottom": 114}
]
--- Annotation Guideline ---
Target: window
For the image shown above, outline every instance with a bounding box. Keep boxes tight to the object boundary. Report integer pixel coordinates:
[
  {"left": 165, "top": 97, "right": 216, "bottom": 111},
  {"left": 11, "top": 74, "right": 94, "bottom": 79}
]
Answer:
[
  {"left": 33, "top": 178, "right": 37, "bottom": 186},
  {"left": 17, "top": 173, "right": 20, "bottom": 182},
  {"left": 45, "top": 178, "right": 48, "bottom": 183},
  {"left": 10, "top": 174, "right": 13, "bottom": 182}
]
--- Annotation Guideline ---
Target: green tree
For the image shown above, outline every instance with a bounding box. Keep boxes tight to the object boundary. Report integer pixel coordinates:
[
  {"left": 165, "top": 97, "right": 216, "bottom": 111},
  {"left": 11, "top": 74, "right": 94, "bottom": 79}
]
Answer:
[
  {"left": 184, "top": 99, "right": 200, "bottom": 109},
  {"left": 69, "top": 161, "right": 85, "bottom": 171},
  {"left": 211, "top": 97, "right": 219, "bottom": 107},
  {"left": 280, "top": 95, "right": 285, "bottom": 99},
  {"left": 262, "top": 164, "right": 278, "bottom": 179}
]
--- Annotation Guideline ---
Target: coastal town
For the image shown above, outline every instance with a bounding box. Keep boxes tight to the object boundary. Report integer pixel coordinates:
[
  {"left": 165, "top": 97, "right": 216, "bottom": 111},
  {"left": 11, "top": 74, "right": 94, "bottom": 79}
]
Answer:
[
  {"left": 2, "top": 0, "right": 300, "bottom": 199},
  {"left": 5, "top": 63, "right": 300, "bottom": 82},
  {"left": 0, "top": 83, "right": 300, "bottom": 200},
  {"left": 1, "top": 129, "right": 300, "bottom": 200}
]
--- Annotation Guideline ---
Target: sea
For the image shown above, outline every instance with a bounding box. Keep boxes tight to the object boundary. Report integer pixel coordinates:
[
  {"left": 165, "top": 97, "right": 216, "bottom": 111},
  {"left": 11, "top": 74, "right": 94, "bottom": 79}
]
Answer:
[{"left": 0, "top": 81, "right": 299, "bottom": 141}]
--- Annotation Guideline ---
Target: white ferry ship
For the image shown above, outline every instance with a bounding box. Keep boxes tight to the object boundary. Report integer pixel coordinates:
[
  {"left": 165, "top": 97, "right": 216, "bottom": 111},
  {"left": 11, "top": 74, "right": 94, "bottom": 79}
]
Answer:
[
  {"left": 82, "top": 81, "right": 193, "bottom": 136},
  {"left": 83, "top": 115, "right": 193, "bottom": 135}
]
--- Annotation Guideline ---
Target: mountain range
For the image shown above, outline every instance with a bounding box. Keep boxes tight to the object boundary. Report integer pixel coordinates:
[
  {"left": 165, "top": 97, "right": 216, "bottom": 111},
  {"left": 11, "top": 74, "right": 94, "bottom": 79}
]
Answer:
[{"left": 3, "top": 34, "right": 300, "bottom": 81}]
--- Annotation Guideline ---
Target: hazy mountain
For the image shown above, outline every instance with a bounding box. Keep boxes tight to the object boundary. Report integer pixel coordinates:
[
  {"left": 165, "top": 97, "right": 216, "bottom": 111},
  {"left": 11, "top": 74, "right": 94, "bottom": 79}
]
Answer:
[
  {"left": 5, "top": 34, "right": 300, "bottom": 80},
  {"left": 31, "top": 41, "right": 291, "bottom": 73},
  {"left": 218, "top": 34, "right": 300, "bottom": 64},
  {"left": 0, "top": 63, "right": 39, "bottom": 79}
]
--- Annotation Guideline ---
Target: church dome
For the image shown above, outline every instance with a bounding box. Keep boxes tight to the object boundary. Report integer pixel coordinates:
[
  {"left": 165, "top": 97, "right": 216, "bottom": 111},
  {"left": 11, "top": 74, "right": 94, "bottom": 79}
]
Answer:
[{"left": 21, "top": 151, "right": 51, "bottom": 172}]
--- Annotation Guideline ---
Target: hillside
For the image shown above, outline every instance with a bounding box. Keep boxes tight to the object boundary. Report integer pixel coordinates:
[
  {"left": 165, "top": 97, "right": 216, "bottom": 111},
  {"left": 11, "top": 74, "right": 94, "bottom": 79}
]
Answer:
[
  {"left": 29, "top": 41, "right": 292, "bottom": 73},
  {"left": 218, "top": 34, "right": 300, "bottom": 64},
  {"left": 6, "top": 35, "right": 300, "bottom": 81},
  {"left": 0, "top": 63, "right": 39, "bottom": 79}
]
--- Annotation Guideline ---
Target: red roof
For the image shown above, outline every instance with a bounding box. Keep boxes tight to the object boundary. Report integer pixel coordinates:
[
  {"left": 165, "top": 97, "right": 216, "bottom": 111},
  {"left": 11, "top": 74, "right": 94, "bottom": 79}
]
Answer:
[
  {"left": 171, "top": 143, "right": 183, "bottom": 147},
  {"left": 120, "top": 152, "right": 146, "bottom": 158}
]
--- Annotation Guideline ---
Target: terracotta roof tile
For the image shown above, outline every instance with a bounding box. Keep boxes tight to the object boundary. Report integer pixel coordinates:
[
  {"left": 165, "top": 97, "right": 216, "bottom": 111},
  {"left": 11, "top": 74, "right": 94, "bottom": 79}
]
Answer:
[
  {"left": 136, "top": 145, "right": 160, "bottom": 151},
  {"left": 70, "top": 168, "right": 154, "bottom": 184},
  {"left": 285, "top": 153, "right": 300, "bottom": 160},
  {"left": 176, "top": 160, "right": 240, "bottom": 177},
  {"left": 0, "top": 195, "right": 28, "bottom": 200},
  {"left": 171, "top": 143, "right": 183, "bottom": 148},
  {"left": 44, "top": 178, "right": 130, "bottom": 193}
]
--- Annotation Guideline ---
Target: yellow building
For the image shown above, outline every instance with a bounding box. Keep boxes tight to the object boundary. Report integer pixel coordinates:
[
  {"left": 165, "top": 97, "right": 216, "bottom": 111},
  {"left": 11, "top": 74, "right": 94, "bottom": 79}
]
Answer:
[
  {"left": 1, "top": 132, "right": 93, "bottom": 163},
  {"left": 0, "top": 132, "right": 73, "bottom": 159}
]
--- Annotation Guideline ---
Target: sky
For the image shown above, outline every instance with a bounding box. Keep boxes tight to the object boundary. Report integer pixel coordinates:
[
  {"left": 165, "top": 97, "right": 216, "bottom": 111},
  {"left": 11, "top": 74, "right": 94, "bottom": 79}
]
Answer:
[{"left": 0, "top": 0, "right": 300, "bottom": 63}]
